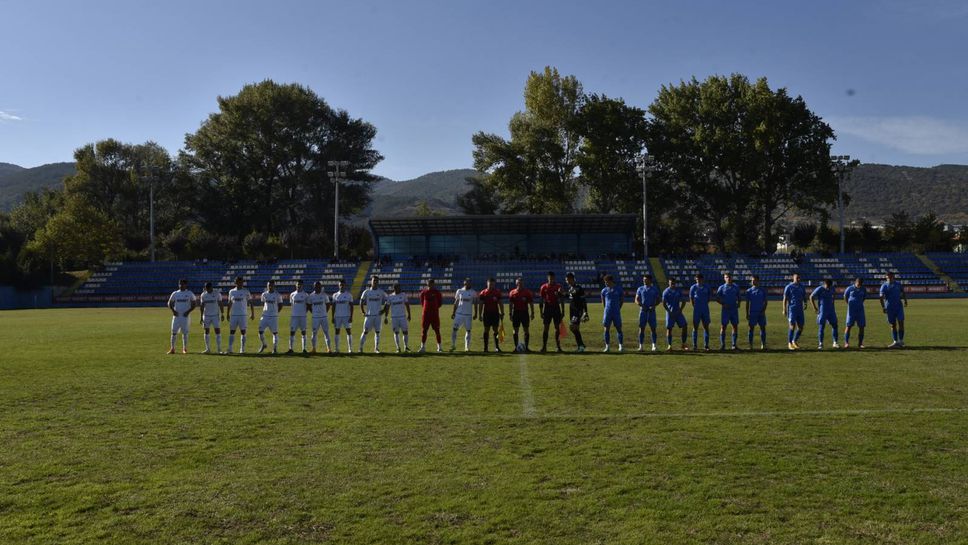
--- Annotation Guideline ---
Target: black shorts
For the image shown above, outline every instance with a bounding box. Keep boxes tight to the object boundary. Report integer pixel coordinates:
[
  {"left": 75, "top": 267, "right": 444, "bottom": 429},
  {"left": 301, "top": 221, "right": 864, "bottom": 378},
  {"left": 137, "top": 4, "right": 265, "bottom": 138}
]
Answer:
[
  {"left": 511, "top": 309, "right": 530, "bottom": 329},
  {"left": 542, "top": 306, "right": 563, "bottom": 325},
  {"left": 569, "top": 309, "right": 585, "bottom": 325},
  {"left": 482, "top": 311, "right": 502, "bottom": 328}
]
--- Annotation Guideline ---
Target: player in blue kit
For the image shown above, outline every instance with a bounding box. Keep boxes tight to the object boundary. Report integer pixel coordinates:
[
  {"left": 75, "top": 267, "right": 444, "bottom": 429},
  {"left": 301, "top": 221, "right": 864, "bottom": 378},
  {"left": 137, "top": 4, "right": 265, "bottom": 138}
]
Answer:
[
  {"left": 716, "top": 272, "right": 741, "bottom": 350},
  {"left": 843, "top": 277, "right": 867, "bottom": 349},
  {"left": 689, "top": 273, "right": 712, "bottom": 351},
  {"left": 600, "top": 274, "right": 624, "bottom": 352},
  {"left": 879, "top": 271, "right": 908, "bottom": 348},
  {"left": 782, "top": 272, "right": 807, "bottom": 351},
  {"left": 662, "top": 278, "right": 689, "bottom": 351},
  {"left": 744, "top": 274, "right": 768, "bottom": 350},
  {"left": 635, "top": 274, "right": 661, "bottom": 352},
  {"left": 810, "top": 279, "right": 840, "bottom": 350}
]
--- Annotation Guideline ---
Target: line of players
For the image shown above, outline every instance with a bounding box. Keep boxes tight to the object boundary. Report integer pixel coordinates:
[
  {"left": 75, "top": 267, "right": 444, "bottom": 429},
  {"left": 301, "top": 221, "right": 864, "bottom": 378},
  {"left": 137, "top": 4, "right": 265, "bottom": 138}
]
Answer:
[{"left": 165, "top": 269, "right": 910, "bottom": 354}]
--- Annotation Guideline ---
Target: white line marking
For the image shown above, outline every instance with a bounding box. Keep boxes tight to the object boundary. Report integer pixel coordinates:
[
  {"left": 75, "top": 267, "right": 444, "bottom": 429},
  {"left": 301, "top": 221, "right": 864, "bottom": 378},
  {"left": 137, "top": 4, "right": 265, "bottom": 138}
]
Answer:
[{"left": 518, "top": 354, "right": 536, "bottom": 418}]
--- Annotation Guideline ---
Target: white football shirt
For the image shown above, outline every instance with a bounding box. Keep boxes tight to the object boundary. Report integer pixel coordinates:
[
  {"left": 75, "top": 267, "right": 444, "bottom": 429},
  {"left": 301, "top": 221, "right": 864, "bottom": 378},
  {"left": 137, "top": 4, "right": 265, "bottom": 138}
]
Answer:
[
  {"left": 199, "top": 290, "right": 221, "bottom": 318},
  {"left": 168, "top": 289, "right": 196, "bottom": 314},
  {"left": 454, "top": 288, "right": 477, "bottom": 316},
  {"left": 261, "top": 290, "right": 282, "bottom": 317},
  {"left": 332, "top": 291, "right": 353, "bottom": 318},
  {"left": 289, "top": 290, "right": 309, "bottom": 317},
  {"left": 387, "top": 293, "right": 408, "bottom": 318},
  {"left": 227, "top": 288, "right": 251, "bottom": 317},
  {"left": 360, "top": 288, "right": 388, "bottom": 317},
  {"left": 307, "top": 291, "right": 330, "bottom": 315}
]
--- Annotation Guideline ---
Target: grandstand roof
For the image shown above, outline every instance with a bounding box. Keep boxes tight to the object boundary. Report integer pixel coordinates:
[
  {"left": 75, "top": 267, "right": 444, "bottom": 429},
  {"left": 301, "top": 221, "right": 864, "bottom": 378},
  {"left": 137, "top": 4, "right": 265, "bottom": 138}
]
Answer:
[{"left": 369, "top": 214, "right": 637, "bottom": 236}]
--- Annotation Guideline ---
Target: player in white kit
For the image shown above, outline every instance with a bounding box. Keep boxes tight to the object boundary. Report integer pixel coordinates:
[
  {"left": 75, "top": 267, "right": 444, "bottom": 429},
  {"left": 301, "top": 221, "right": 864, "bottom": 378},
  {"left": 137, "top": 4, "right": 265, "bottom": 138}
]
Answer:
[
  {"left": 288, "top": 279, "right": 310, "bottom": 354},
  {"left": 451, "top": 277, "right": 478, "bottom": 352},
  {"left": 258, "top": 280, "right": 284, "bottom": 354},
  {"left": 331, "top": 279, "right": 355, "bottom": 353},
  {"left": 307, "top": 281, "right": 332, "bottom": 353},
  {"left": 359, "top": 275, "right": 388, "bottom": 353},
  {"left": 198, "top": 281, "right": 224, "bottom": 354},
  {"left": 226, "top": 276, "right": 255, "bottom": 354},
  {"left": 167, "top": 279, "right": 197, "bottom": 354},
  {"left": 384, "top": 283, "right": 412, "bottom": 353}
]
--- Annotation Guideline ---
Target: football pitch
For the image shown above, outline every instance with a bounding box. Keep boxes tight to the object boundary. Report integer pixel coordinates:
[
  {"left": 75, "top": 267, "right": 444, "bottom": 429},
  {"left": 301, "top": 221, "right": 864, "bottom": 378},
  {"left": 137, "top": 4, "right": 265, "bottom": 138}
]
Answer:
[{"left": 1, "top": 300, "right": 966, "bottom": 544}]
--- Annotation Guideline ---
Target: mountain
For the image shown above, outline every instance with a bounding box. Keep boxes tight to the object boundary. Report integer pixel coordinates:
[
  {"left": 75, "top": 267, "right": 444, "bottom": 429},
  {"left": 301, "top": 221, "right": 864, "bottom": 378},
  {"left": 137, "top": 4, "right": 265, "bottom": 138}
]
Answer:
[
  {"left": 0, "top": 162, "right": 76, "bottom": 211},
  {"left": 843, "top": 164, "right": 968, "bottom": 224},
  {"left": 361, "top": 168, "right": 478, "bottom": 218}
]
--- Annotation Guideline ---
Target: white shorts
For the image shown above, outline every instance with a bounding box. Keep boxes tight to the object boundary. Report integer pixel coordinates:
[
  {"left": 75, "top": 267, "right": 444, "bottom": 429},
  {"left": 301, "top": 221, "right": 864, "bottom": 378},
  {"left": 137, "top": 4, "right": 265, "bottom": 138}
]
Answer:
[
  {"left": 363, "top": 315, "right": 383, "bottom": 333},
  {"left": 202, "top": 315, "right": 221, "bottom": 329},
  {"left": 290, "top": 315, "right": 307, "bottom": 331},
  {"left": 171, "top": 316, "right": 189, "bottom": 334},
  {"left": 453, "top": 314, "right": 473, "bottom": 331},
  {"left": 312, "top": 316, "right": 330, "bottom": 334},
  {"left": 229, "top": 315, "right": 248, "bottom": 331},
  {"left": 259, "top": 315, "right": 279, "bottom": 333},
  {"left": 333, "top": 316, "right": 352, "bottom": 330},
  {"left": 390, "top": 315, "right": 409, "bottom": 332}
]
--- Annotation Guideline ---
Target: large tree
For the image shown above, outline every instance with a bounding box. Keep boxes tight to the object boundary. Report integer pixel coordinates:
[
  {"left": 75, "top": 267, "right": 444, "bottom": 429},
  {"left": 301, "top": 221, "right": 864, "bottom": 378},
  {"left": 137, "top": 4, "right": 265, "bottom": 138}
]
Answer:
[
  {"left": 575, "top": 94, "right": 649, "bottom": 214},
  {"left": 646, "top": 74, "right": 838, "bottom": 253},
  {"left": 472, "top": 67, "right": 583, "bottom": 213},
  {"left": 181, "top": 80, "right": 382, "bottom": 255}
]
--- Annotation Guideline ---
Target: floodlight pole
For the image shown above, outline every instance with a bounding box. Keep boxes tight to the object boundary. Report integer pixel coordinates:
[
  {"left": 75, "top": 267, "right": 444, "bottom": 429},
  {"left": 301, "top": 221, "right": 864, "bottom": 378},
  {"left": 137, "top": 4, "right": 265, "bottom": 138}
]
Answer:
[
  {"left": 831, "top": 155, "right": 851, "bottom": 254},
  {"left": 328, "top": 160, "right": 350, "bottom": 260},
  {"left": 636, "top": 154, "right": 657, "bottom": 258}
]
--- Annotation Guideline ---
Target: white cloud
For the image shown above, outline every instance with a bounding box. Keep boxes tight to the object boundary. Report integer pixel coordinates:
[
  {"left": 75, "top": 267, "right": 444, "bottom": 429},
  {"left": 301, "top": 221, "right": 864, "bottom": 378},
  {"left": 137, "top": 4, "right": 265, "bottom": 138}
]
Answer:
[
  {"left": 0, "top": 110, "right": 24, "bottom": 122},
  {"left": 830, "top": 116, "right": 968, "bottom": 155}
]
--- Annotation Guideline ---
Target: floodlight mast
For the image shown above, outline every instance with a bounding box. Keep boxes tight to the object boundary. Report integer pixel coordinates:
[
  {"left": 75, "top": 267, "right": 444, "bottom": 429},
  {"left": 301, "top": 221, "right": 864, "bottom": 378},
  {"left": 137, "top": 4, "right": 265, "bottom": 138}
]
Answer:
[
  {"left": 636, "top": 154, "right": 657, "bottom": 258},
  {"left": 328, "top": 160, "right": 351, "bottom": 260},
  {"left": 830, "top": 155, "right": 852, "bottom": 254}
]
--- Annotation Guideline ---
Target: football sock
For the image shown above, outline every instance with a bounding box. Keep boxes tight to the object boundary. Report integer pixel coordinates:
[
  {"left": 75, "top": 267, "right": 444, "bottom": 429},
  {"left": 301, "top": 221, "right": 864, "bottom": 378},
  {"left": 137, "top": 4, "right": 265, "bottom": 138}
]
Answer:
[
  {"left": 346, "top": 333, "right": 352, "bottom": 351},
  {"left": 720, "top": 333, "right": 726, "bottom": 348},
  {"left": 311, "top": 331, "right": 318, "bottom": 350},
  {"left": 667, "top": 332, "right": 673, "bottom": 345},
  {"left": 228, "top": 334, "right": 235, "bottom": 352},
  {"left": 374, "top": 332, "right": 381, "bottom": 350},
  {"left": 704, "top": 330, "right": 709, "bottom": 348},
  {"left": 271, "top": 334, "right": 277, "bottom": 349},
  {"left": 639, "top": 331, "right": 645, "bottom": 345},
  {"left": 844, "top": 330, "right": 850, "bottom": 344},
  {"left": 819, "top": 326, "right": 825, "bottom": 345},
  {"left": 183, "top": 333, "right": 189, "bottom": 350},
  {"left": 604, "top": 330, "right": 611, "bottom": 345},
  {"left": 899, "top": 329, "right": 905, "bottom": 342},
  {"left": 892, "top": 329, "right": 898, "bottom": 342},
  {"left": 513, "top": 331, "right": 520, "bottom": 346},
  {"left": 651, "top": 331, "right": 657, "bottom": 344},
  {"left": 692, "top": 329, "right": 698, "bottom": 348},
  {"left": 215, "top": 334, "right": 221, "bottom": 353},
  {"left": 403, "top": 333, "right": 409, "bottom": 349},
  {"left": 301, "top": 334, "right": 306, "bottom": 351},
  {"left": 483, "top": 332, "right": 489, "bottom": 351},
  {"left": 748, "top": 329, "right": 754, "bottom": 345},
  {"left": 464, "top": 332, "right": 470, "bottom": 350},
  {"left": 681, "top": 330, "right": 688, "bottom": 344},
  {"left": 858, "top": 331, "right": 864, "bottom": 345},
  {"left": 259, "top": 331, "right": 266, "bottom": 345},
  {"left": 831, "top": 328, "right": 838, "bottom": 343},
  {"left": 240, "top": 334, "right": 246, "bottom": 352},
  {"left": 574, "top": 330, "right": 584, "bottom": 347},
  {"left": 394, "top": 332, "right": 401, "bottom": 350},
  {"left": 760, "top": 330, "right": 766, "bottom": 345},
  {"left": 731, "top": 332, "right": 737, "bottom": 347},
  {"left": 617, "top": 331, "right": 623, "bottom": 345},
  {"left": 289, "top": 333, "right": 295, "bottom": 350},
  {"left": 204, "top": 333, "right": 211, "bottom": 351},
  {"left": 359, "top": 333, "right": 366, "bottom": 352},
  {"left": 170, "top": 334, "right": 176, "bottom": 350},
  {"left": 794, "top": 328, "right": 803, "bottom": 342},
  {"left": 334, "top": 334, "right": 341, "bottom": 352},
  {"left": 452, "top": 329, "right": 458, "bottom": 347},
  {"left": 788, "top": 329, "right": 795, "bottom": 343}
]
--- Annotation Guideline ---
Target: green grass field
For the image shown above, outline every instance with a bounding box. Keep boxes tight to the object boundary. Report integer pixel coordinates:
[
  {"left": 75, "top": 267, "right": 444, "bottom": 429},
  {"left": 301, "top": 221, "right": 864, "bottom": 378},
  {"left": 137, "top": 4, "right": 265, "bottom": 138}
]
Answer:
[{"left": 1, "top": 300, "right": 966, "bottom": 544}]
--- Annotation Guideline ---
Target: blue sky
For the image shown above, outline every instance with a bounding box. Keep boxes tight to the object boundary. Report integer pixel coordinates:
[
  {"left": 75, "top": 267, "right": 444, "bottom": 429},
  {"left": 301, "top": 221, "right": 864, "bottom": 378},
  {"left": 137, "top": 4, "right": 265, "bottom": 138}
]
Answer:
[{"left": 1, "top": 0, "right": 967, "bottom": 180}]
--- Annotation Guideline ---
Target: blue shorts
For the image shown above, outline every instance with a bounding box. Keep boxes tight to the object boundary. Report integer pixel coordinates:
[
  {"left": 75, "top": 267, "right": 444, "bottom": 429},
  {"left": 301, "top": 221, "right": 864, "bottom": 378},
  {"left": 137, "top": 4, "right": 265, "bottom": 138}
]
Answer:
[
  {"left": 638, "top": 309, "right": 657, "bottom": 329},
  {"left": 603, "top": 311, "right": 622, "bottom": 329},
  {"left": 816, "top": 312, "right": 838, "bottom": 328},
  {"left": 788, "top": 307, "right": 805, "bottom": 326},
  {"left": 692, "top": 307, "right": 710, "bottom": 326},
  {"left": 886, "top": 306, "right": 905, "bottom": 324},
  {"left": 721, "top": 308, "right": 739, "bottom": 326},
  {"left": 748, "top": 311, "right": 767, "bottom": 329},
  {"left": 846, "top": 307, "right": 866, "bottom": 328},
  {"left": 666, "top": 311, "right": 687, "bottom": 329}
]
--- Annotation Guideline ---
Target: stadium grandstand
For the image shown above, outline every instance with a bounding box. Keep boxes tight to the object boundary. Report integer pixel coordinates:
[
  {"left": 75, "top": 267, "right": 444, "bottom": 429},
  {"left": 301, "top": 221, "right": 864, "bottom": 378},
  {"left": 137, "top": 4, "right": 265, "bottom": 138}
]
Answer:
[{"left": 60, "top": 251, "right": 963, "bottom": 306}]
